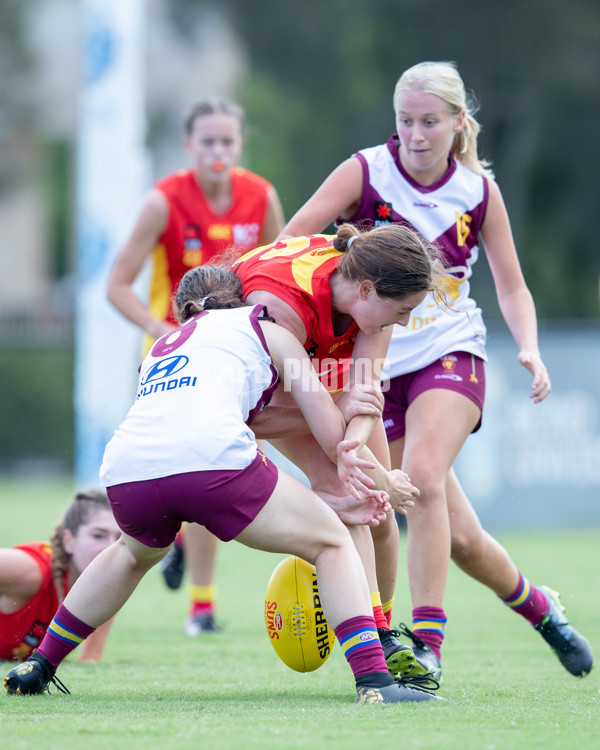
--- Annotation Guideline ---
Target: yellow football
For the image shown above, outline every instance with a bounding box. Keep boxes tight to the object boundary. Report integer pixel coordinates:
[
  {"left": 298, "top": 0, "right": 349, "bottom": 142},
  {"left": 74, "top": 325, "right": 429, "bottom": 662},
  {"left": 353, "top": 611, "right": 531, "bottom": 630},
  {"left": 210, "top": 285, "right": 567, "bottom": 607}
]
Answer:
[{"left": 264, "top": 556, "right": 336, "bottom": 672}]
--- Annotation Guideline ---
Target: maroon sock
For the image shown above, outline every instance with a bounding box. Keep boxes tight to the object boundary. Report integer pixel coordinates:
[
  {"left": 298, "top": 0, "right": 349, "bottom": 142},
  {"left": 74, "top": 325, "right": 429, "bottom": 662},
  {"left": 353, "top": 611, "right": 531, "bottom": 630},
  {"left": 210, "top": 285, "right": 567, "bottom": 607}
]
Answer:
[
  {"left": 500, "top": 573, "right": 549, "bottom": 626},
  {"left": 335, "top": 615, "right": 391, "bottom": 680},
  {"left": 37, "top": 604, "right": 96, "bottom": 669},
  {"left": 412, "top": 606, "right": 447, "bottom": 661}
]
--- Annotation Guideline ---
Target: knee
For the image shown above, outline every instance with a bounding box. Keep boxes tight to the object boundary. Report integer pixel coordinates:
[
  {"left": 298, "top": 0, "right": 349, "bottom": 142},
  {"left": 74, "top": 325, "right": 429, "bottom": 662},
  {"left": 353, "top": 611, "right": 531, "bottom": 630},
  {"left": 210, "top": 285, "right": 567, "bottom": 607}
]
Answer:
[
  {"left": 406, "top": 469, "right": 446, "bottom": 510},
  {"left": 370, "top": 511, "right": 396, "bottom": 544},
  {"left": 308, "top": 516, "right": 354, "bottom": 564},
  {"left": 450, "top": 522, "right": 482, "bottom": 564},
  {"left": 120, "top": 535, "right": 168, "bottom": 572}
]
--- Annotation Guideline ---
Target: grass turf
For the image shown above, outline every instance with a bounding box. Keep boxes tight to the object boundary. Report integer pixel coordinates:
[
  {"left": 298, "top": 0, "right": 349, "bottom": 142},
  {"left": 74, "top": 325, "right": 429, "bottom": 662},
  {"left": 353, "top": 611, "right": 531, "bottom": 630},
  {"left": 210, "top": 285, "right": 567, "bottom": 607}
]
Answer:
[{"left": 0, "top": 476, "right": 598, "bottom": 749}]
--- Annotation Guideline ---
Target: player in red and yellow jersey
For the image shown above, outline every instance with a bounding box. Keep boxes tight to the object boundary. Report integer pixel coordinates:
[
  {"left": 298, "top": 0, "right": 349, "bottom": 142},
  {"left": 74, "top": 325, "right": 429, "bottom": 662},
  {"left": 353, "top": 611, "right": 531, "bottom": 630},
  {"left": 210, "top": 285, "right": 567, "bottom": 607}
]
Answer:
[
  {"left": 0, "top": 491, "right": 120, "bottom": 662},
  {"left": 235, "top": 235, "right": 359, "bottom": 392},
  {"left": 107, "top": 99, "right": 285, "bottom": 637},
  {"left": 234, "top": 223, "right": 439, "bottom": 677}
]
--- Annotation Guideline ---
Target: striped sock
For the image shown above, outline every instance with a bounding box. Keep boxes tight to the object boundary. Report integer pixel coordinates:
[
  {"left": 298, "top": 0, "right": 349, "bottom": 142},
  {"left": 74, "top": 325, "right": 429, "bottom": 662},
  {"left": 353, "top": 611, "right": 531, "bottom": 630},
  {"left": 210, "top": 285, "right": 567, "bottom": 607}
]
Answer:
[
  {"left": 370, "top": 592, "right": 389, "bottom": 630},
  {"left": 190, "top": 583, "right": 216, "bottom": 617},
  {"left": 412, "top": 606, "right": 447, "bottom": 660},
  {"left": 37, "top": 604, "right": 96, "bottom": 669},
  {"left": 500, "top": 572, "right": 549, "bottom": 626},
  {"left": 335, "top": 615, "right": 391, "bottom": 681},
  {"left": 382, "top": 596, "right": 394, "bottom": 628}
]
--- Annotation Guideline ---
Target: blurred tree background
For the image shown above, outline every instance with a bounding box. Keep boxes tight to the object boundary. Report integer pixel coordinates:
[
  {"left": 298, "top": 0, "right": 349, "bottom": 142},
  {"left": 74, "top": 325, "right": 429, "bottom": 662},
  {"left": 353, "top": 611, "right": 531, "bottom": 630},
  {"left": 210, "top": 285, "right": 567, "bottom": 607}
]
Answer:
[
  {"left": 169, "top": 0, "right": 600, "bottom": 318},
  {"left": 0, "top": 0, "right": 599, "bottom": 472}
]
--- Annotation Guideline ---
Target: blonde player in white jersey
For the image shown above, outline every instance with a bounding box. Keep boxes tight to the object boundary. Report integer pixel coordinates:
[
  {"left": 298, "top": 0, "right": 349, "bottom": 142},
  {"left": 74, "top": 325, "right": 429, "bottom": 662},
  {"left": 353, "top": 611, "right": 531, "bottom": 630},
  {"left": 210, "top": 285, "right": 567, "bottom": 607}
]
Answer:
[{"left": 277, "top": 61, "right": 592, "bottom": 681}]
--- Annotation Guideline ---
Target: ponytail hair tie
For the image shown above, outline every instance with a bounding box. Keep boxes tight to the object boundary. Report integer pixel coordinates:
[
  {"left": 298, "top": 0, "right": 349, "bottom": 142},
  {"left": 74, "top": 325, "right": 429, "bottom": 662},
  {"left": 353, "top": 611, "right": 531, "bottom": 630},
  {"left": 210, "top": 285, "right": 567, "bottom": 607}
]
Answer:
[
  {"left": 346, "top": 235, "right": 358, "bottom": 250},
  {"left": 199, "top": 296, "right": 209, "bottom": 307}
]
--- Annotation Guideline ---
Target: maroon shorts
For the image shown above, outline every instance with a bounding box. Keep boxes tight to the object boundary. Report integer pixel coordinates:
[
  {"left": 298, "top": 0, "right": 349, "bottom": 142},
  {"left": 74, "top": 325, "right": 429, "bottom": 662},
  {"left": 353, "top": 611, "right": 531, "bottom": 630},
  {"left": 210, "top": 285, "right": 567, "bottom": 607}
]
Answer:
[
  {"left": 382, "top": 352, "right": 486, "bottom": 442},
  {"left": 106, "top": 451, "right": 279, "bottom": 548}
]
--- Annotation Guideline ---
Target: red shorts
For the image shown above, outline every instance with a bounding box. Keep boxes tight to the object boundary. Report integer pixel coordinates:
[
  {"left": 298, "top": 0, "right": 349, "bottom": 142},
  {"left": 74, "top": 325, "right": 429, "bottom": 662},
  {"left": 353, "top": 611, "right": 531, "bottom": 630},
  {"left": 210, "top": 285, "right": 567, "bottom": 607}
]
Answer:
[
  {"left": 382, "top": 352, "right": 486, "bottom": 441},
  {"left": 106, "top": 451, "right": 279, "bottom": 548}
]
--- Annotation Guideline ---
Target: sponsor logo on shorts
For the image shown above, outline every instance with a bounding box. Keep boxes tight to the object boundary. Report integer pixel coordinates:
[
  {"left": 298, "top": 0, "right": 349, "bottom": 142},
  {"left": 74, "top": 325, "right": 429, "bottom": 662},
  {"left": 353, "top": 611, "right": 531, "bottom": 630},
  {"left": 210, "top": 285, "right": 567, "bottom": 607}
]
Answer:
[{"left": 383, "top": 418, "right": 395, "bottom": 429}]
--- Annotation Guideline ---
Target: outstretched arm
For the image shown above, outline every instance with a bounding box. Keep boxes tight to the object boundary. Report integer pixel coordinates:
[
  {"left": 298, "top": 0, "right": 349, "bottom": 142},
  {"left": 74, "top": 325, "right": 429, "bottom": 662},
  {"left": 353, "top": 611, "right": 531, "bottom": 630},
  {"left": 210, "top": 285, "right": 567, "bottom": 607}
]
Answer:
[
  {"left": 261, "top": 322, "right": 380, "bottom": 493},
  {"left": 107, "top": 189, "right": 175, "bottom": 340},
  {"left": 258, "top": 185, "right": 286, "bottom": 246},
  {"left": 277, "top": 158, "right": 363, "bottom": 240},
  {"left": 481, "top": 180, "right": 551, "bottom": 404}
]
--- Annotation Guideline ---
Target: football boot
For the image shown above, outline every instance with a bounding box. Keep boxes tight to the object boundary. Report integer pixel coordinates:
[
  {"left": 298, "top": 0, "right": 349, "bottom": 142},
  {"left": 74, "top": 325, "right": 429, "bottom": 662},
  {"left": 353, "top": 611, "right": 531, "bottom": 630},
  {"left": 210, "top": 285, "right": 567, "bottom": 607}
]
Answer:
[
  {"left": 357, "top": 674, "right": 442, "bottom": 703},
  {"left": 535, "top": 586, "right": 593, "bottom": 677},
  {"left": 378, "top": 628, "right": 418, "bottom": 678},
  {"left": 396, "top": 623, "right": 443, "bottom": 682},
  {"left": 4, "top": 652, "right": 69, "bottom": 696}
]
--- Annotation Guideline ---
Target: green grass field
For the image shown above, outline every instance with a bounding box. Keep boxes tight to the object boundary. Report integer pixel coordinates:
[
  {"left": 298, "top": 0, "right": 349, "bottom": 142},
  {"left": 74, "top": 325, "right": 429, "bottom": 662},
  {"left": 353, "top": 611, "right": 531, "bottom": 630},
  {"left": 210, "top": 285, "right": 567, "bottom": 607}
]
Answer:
[{"left": 1, "top": 477, "right": 598, "bottom": 750}]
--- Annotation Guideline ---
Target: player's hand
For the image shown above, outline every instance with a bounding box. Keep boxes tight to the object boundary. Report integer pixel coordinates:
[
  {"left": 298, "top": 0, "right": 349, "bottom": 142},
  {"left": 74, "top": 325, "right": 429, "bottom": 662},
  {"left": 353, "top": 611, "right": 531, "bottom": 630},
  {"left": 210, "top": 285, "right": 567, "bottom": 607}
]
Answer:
[
  {"left": 335, "top": 383, "right": 384, "bottom": 423},
  {"left": 518, "top": 350, "right": 551, "bottom": 404},
  {"left": 385, "top": 469, "right": 420, "bottom": 516},
  {"left": 336, "top": 439, "right": 377, "bottom": 500},
  {"left": 317, "top": 488, "right": 391, "bottom": 527}
]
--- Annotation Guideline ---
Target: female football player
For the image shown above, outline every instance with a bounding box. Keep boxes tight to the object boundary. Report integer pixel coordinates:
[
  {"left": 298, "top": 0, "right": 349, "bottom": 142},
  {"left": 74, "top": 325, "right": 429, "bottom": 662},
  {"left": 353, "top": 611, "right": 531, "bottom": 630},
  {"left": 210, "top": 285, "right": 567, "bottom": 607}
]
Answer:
[
  {"left": 107, "top": 98, "right": 285, "bottom": 636},
  {"left": 0, "top": 490, "right": 120, "bottom": 663},
  {"left": 5, "top": 263, "right": 440, "bottom": 704},
  {"left": 275, "top": 60, "right": 592, "bottom": 680}
]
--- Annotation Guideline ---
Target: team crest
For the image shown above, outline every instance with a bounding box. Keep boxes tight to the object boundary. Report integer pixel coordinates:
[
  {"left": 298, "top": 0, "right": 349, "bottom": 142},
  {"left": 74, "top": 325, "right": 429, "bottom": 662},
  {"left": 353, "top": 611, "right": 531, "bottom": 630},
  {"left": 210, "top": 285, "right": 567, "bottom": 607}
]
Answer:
[
  {"left": 183, "top": 223, "right": 202, "bottom": 266},
  {"left": 434, "top": 355, "right": 463, "bottom": 382},
  {"left": 441, "top": 355, "right": 457, "bottom": 372}
]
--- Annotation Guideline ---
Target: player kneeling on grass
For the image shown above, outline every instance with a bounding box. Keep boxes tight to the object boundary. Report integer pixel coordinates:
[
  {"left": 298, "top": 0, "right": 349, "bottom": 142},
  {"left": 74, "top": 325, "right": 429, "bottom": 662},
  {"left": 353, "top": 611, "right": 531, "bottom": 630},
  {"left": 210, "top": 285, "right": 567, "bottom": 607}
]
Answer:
[
  {"left": 4, "top": 266, "right": 440, "bottom": 704},
  {"left": 0, "top": 490, "right": 120, "bottom": 665}
]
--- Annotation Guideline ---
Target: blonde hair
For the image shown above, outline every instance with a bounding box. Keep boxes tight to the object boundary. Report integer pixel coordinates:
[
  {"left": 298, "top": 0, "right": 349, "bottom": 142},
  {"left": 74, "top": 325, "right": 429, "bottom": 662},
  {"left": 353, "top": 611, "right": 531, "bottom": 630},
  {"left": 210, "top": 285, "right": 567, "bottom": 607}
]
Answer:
[
  {"left": 49, "top": 489, "right": 111, "bottom": 603},
  {"left": 393, "top": 61, "right": 494, "bottom": 179}
]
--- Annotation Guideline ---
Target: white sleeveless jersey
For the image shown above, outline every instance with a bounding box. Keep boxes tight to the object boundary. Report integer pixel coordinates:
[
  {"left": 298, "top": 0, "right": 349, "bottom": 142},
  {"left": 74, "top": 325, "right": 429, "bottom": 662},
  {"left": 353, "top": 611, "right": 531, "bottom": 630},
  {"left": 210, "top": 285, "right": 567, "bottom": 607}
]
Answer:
[
  {"left": 349, "top": 136, "right": 490, "bottom": 379},
  {"left": 99, "top": 305, "right": 278, "bottom": 487}
]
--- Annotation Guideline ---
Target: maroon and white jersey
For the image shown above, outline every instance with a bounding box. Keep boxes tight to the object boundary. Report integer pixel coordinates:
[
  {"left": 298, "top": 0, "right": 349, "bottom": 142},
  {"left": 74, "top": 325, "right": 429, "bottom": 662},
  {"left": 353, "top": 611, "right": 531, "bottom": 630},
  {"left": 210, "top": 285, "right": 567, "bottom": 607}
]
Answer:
[
  {"left": 346, "top": 135, "right": 490, "bottom": 378},
  {"left": 100, "top": 305, "right": 278, "bottom": 486}
]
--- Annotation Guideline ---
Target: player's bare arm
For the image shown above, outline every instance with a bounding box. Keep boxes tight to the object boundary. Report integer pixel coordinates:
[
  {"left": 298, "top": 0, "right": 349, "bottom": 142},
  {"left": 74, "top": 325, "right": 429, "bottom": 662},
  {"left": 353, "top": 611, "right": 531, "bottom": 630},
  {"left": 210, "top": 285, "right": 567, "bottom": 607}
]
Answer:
[
  {"left": 481, "top": 180, "right": 551, "bottom": 403},
  {"left": 257, "top": 186, "right": 285, "bottom": 246},
  {"left": 277, "top": 158, "right": 363, "bottom": 240},
  {"left": 107, "top": 189, "right": 173, "bottom": 339},
  {"left": 0, "top": 549, "right": 43, "bottom": 613}
]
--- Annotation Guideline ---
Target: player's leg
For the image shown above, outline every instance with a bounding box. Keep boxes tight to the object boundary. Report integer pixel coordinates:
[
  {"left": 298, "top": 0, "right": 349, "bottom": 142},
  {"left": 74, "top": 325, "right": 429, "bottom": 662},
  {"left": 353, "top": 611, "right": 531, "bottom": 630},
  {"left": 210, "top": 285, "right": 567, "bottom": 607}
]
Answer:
[
  {"left": 182, "top": 522, "right": 220, "bottom": 635},
  {"left": 397, "top": 387, "right": 480, "bottom": 679},
  {"left": 4, "top": 533, "right": 169, "bottom": 695},
  {"left": 447, "top": 468, "right": 593, "bottom": 676},
  {"left": 269, "top": 431, "right": 414, "bottom": 674},
  {"left": 270, "top": 433, "right": 382, "bottom": 593},
  {"left": 4, "top": 478, "right": 180, "bottom": 696},
  {"left": 363, "top": 417, "right": 399, "bottom": 611},
  {"left": 448, "top": 468, "right": 521, "bottom": 594},
  {"left": 235, "top": 470, "right": 439, "bottom": 703}
]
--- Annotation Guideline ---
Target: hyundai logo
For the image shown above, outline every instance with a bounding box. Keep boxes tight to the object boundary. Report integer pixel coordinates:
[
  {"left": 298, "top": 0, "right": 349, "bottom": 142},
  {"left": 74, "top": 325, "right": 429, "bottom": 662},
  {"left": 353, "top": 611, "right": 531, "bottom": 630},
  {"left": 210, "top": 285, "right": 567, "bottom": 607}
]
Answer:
[{"left": 140, "top": 356, "right": 189, "bottom": 385}]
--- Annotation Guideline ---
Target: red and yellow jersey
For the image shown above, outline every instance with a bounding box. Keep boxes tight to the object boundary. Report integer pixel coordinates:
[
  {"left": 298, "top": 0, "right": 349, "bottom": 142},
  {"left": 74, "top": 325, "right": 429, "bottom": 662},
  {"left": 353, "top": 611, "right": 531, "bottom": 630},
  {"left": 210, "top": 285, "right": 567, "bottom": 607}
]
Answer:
[
  {"left": 149, "top": 167, "right": 273, "bottom": 327},
  {"left": 233, "top": 235, "right": 359, "bottom": 391},
  {"left": 0, "top": 542, "right": 67, "bottom": 662}
]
